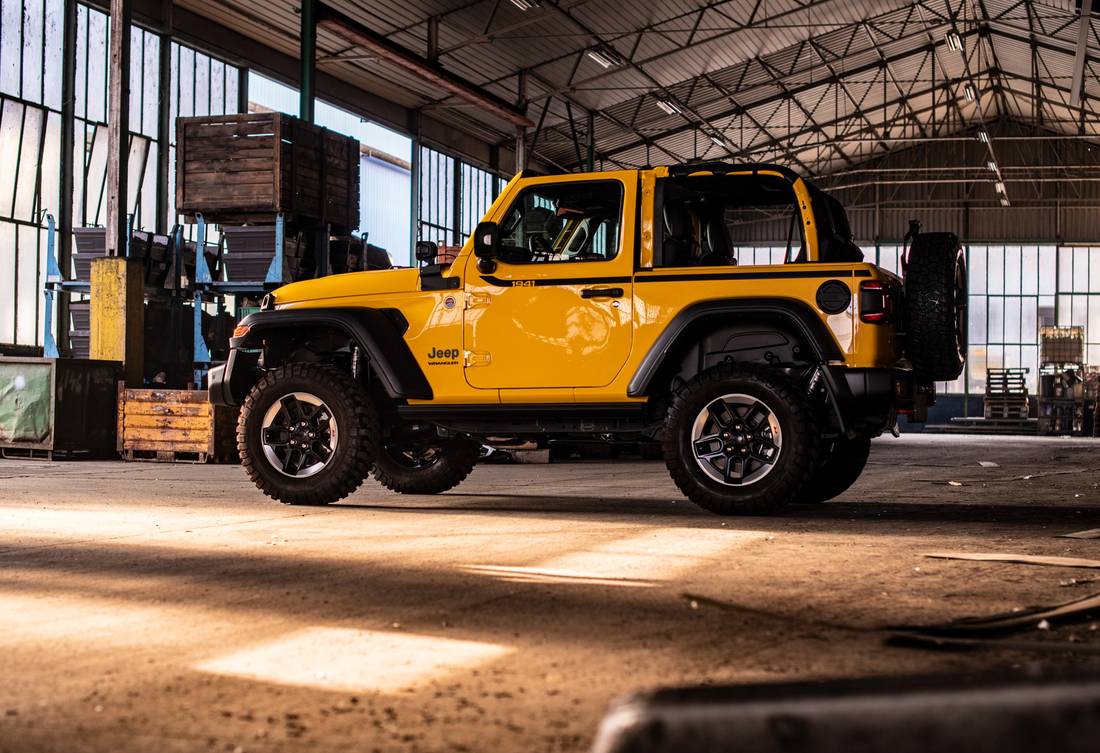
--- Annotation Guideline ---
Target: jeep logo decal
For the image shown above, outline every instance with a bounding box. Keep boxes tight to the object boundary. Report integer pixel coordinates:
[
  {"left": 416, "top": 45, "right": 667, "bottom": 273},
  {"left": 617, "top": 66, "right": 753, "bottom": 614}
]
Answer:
[{"left": 427, "top": 347, "right": 461, "bottom": 365}]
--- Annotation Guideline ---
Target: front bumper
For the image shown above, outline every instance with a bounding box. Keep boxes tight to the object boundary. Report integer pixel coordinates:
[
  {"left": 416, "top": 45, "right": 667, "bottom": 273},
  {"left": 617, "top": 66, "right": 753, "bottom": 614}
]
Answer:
[{"left": 208, "top": 349, "right": 261, "bottom": 407}]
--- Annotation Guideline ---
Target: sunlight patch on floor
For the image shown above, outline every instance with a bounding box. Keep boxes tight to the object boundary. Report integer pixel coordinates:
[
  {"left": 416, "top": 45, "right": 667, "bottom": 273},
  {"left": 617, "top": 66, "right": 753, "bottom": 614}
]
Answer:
[
  {"left": 0, "top": 506, "right": 283, "bottom": 541},
  {"left": 195, "top": 627, "right": 513, "bottom": 693},
  {"left": 463, "top": 528, "right": 760, "bottom": 586},
  {"left": 0, "top": 592, "right": 196, "bottom": 647}
]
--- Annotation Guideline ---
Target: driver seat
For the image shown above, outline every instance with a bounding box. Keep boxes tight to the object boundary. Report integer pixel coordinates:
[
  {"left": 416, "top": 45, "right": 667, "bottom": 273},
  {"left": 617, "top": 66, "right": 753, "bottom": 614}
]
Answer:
[
  {"left": 663, "top": 202, "right": 697, "bottom": 266},
  {"left": 699, "top": 211, "right": 736, "bottom": 266}
]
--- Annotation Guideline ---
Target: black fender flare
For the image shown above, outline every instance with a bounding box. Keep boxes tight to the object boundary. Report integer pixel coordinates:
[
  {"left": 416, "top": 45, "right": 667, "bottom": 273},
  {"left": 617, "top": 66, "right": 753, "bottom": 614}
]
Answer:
[
  {"left": 232, "top": 307, "right": 432, "bottom": 401},
  {"left": 626, "top": 298, "right": 844, "bottom": 397}
]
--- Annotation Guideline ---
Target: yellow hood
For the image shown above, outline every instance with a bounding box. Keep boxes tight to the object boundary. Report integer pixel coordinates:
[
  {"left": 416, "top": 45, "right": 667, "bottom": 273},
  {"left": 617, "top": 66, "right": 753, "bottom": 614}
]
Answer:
[{"left": 272, "top": 268, "right": 423, "bottom": 305}]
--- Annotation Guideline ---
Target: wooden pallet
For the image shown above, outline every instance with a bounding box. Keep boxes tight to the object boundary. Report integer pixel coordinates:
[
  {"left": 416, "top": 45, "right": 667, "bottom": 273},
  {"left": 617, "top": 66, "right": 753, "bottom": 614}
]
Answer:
[
  {"left": 117, "top": 385, "right": 238, "bottom": 463},
  {"left": 986, "top": 367, "right": 1028, "bottom": 396},
  {"left": 122, "top": 448, "right": 209, "bottom": 463},
  {"left": 984, "top": 402, "right": 1029, "bottom": 420}
]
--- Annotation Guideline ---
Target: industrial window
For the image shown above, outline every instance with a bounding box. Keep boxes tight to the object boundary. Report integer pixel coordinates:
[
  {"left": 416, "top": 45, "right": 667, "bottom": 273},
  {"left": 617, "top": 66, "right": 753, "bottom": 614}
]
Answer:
[
  {"left": 0, "top": 1, "right": 244, "bottom": 349},
  {"left": 497, "top": 181, "right": 622, "bottom": 264},
  {"left": 1055, "top": 246, "right": 1100, "bottom": 368},
  {"left": 963, "top": 244, "right": 1055, "bottom": 398},
  {"left": 459, "top": 163, "right": 497, "bottom": 244},
  {"left": 418, "top": 146, "right": 455, "bottom": 248},
  {"left": 418, "top": 145, "right": 505, "bottom": 253}
]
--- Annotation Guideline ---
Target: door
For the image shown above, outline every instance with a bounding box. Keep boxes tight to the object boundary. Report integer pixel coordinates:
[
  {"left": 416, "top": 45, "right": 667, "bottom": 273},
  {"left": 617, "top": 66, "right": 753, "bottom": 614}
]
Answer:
[{"left": 463, "top": 176, "right": 635, "bottom": 391}]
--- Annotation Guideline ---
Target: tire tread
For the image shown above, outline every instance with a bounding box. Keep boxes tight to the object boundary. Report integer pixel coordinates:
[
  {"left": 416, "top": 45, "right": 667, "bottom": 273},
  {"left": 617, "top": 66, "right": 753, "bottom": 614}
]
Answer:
[
  {"left": 662, "top": 363, "right": 819, "bottom": 515},
  {"left": 238, "top": 363, "right": 379, "bottom": 505}
]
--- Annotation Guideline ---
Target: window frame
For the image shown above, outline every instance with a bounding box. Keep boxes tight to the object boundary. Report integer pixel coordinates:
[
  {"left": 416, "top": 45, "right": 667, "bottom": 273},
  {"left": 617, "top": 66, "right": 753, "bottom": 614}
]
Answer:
[
  {"left": 653, "top": 174, "right": 804, "bottom": 268},
  {"left": 495, "top": 178, "right": 626, "bottom": 266}
]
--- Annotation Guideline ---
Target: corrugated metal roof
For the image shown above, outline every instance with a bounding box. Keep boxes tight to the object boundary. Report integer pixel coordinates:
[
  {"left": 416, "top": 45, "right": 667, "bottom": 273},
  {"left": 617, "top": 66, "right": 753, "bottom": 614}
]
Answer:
[{"left": 174, "top": 0, "right": 1100, "bottom": 177}]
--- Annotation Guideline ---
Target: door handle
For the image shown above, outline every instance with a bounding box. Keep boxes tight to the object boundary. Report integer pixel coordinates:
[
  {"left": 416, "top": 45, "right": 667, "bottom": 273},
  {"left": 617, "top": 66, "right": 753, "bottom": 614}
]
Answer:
[{"left": 581, "top": 287, "right": 624, "bottom": 299}]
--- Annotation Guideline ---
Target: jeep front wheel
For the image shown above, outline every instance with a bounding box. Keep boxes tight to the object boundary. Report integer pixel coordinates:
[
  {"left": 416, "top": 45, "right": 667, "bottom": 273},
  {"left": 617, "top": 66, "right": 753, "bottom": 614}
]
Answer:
[
  {"left": 372, "top": 435, "right": 480, "bottom": 494},
  {"left": 663, "top": 364, "right": 819, "bottom": 515},
  {"left": 238, "top": 363, "right": 379, "bottom": 505}
]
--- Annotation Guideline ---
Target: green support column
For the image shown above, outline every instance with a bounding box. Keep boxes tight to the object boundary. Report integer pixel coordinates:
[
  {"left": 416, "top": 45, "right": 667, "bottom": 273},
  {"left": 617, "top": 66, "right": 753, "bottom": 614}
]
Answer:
[
  {"left": 299, "top": 0, "right": 317, "bottom": 123},
  {"left": 58, "top": 0, "right": 78, "bottom": 356}
]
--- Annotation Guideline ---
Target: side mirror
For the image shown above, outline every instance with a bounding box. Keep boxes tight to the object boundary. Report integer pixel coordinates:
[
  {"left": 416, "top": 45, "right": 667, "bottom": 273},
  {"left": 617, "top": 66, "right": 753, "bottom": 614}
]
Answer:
[
  {"left": 473, "top": 221, "right": 500, "bottom": 260},
  {"left": 415, "top": 240, "right": 437, "bottom": 264}
]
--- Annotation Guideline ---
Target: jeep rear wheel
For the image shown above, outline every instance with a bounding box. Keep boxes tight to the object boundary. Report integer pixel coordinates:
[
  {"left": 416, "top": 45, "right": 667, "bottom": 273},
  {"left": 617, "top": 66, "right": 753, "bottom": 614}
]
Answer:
[
  {"left": 905, "top": 233, "right": 967, "bottom": 381},
  {"left": 239, "top": 363, "right": 379, "bottom": 505},
  {"left": 663, "top": 364, "right": 819, "bottom": 515},
  {"left": 800, "top": 435, "right": 871, "bottom": 504},
  {"left": 373, "top": 435, "right": 480, "bottom": 494}
]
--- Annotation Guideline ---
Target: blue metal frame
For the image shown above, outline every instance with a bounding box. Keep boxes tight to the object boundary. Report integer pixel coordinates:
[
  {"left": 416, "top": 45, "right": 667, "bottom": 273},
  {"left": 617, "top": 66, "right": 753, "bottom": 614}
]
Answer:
[
  {"left": 41, "top": 210, "right": 294, "bottom": 382},
  {"left": 193, "top": 213, "right": 212, "bottom": 385},
  {"left": 42, "top": 214, "right": 61, "bottom": 358}
]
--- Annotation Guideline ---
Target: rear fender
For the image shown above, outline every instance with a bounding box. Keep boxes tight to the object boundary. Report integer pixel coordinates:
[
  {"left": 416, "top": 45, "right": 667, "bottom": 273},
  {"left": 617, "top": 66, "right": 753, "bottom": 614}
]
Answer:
[{"left": 628, "top": 299, "right": 843, "bottom": 397}]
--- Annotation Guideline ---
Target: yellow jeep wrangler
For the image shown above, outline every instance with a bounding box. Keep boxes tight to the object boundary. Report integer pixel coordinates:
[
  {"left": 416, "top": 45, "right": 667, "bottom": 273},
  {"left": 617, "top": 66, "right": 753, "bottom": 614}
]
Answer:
[{"left": 210, "top": 162, "right": 966, "bottom": 515}]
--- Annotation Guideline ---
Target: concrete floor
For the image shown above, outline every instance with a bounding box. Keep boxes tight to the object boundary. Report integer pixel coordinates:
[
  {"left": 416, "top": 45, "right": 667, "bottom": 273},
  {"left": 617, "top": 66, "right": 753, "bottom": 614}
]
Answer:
[{"left": 2, "top": 433, "right": 1100, "bottom": 753}]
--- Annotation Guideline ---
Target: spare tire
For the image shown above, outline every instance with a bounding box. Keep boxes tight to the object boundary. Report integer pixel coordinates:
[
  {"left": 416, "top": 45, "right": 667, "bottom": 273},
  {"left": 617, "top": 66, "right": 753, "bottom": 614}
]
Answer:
[{"left": 904, "top": 233, "right": 967, "bottom": 381}]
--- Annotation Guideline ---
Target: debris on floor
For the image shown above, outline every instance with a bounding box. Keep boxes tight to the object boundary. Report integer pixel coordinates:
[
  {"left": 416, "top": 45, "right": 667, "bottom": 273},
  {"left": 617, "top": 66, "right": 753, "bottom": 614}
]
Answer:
[
  {"left": 947, "top": 481, "right": 963, "bottom": 486},
  {"left": 924, "top": 552, "right": 1100, "bottom": 569},
  {"left": 1060, "top": 578, "right": 1097, "bottom": 588},
  {"left": 887, "top": 590, "right": 1100, "bottom": 636},
  {"left": 978, "top": 461, "right": 1000, "bottom": 468},
  {"left": 1060, "top": 529, "right": 1100, "bottom": 540}
]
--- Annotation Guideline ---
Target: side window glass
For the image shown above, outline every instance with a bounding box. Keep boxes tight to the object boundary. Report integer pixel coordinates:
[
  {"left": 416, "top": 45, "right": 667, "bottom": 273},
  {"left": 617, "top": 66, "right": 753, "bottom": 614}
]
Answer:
[
  {"left": 656, "top": 175, "right": 804, "bottom": 267},
  {"left": 498, "top": 181, "right": 622, "bottom": 264}
]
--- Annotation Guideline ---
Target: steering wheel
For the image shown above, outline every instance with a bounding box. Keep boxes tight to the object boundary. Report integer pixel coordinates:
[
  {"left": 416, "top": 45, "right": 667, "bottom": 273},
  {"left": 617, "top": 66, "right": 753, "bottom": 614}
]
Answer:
[{"left": 529, "top": 234, "right": 555, "bottom": 262}]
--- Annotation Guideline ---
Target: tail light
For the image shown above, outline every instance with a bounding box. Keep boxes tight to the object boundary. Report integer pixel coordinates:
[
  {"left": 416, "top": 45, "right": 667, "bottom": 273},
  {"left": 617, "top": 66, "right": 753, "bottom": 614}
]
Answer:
[{"left": 860, "top": 280, "right": 893, "bottom": 323}]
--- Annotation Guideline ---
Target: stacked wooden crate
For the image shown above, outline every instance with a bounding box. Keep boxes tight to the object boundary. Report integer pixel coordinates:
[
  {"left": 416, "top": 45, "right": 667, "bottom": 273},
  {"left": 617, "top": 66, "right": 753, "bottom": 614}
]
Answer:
[{"left": 175, "top": 112, "right": 360, "bottom": 233}]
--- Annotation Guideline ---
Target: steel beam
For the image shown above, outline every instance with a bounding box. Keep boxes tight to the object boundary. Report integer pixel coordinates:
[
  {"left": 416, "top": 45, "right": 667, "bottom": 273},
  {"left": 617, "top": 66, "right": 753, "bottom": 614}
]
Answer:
[
  {"left": 58, "top": 0, "right": 77, "bottom": 356},
  {"left": 316, "top": 3, "right": 533, "bottom": 128},
  {"left": 1071, "top": 0, "right": 1094, "bottom": 107},
  {"left": 300, "top": 0, "right": 317, "bottom": 122},
  {"left": 105, "top": 0, "right": 132, "bottom": 257}
]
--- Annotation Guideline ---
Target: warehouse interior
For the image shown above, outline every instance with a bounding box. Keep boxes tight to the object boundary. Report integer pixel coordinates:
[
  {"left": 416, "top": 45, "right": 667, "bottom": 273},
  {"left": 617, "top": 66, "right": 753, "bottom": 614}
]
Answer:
[{"left": 4, "top": 1, "right": 1100, "bottom": 751}]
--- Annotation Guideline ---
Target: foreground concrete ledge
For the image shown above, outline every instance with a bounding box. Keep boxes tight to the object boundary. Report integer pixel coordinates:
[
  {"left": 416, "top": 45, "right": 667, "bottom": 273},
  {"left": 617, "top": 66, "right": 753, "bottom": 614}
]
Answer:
[{"left": 592, "top": 670, "right": 1100, "bottom": 753}]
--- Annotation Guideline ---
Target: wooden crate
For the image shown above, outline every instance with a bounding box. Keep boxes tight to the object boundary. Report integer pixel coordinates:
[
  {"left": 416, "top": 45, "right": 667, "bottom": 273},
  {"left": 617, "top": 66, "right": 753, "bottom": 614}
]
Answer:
[
  {"left": 1040, "top": 326, "right": 1084, "bottom": 365},
  {"left": 117, "top": 386, "right": 239, "bottom": 463},
  {"left": 176, "top": 113, "right": 360, "bottom": 232}
]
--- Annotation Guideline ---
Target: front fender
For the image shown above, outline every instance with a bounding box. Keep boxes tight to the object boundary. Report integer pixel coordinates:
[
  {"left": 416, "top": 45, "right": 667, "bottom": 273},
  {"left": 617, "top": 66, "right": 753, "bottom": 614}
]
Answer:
[{"left": 212, "top": 307, "right": 431, "bottom": 406}]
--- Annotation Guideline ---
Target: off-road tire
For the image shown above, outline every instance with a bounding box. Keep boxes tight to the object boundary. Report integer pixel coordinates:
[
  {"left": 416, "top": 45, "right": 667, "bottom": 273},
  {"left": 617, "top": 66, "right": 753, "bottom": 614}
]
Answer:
[
  {"left": 801, "top": 436, "right": 871, "bottom": 504},
  {"left": 238, "top": 363, "right": 379, "bottom": 505},
  {"left": 905, "top": 233, "right": 967, "bottom": 381},
  {"left": 663, "top": 364, "right": 819, "bottom": 515},
  {"left": 372, "top": 437, "right": 480, "bottom": 494}
]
